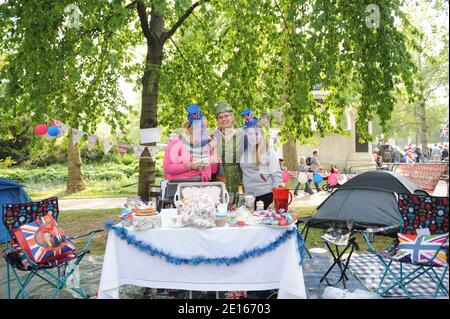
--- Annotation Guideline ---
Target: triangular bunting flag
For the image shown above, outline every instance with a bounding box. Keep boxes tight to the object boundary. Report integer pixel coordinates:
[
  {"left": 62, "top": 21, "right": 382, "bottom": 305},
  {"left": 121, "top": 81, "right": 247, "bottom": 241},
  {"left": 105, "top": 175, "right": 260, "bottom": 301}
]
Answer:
[
  {"left": 118, "top": 143, "right": 129, "bottom": 157},
  {"left": 103, "top": 139, "right": 115, "bottom": 155},
  {"left": 55, "top": 120, "right": 70, "bottom": 137},
  {"left": 72, "top": 129, "right": 85, "bottom": 146},
  {"left": 133, "top": 144, "right": 146, "bottom": 159},
  {"left": 148, "top": 146, "right": 158, "bottom": 161},
  {"left": 87, "top": 135, "right": 99, "bottom": 149}
]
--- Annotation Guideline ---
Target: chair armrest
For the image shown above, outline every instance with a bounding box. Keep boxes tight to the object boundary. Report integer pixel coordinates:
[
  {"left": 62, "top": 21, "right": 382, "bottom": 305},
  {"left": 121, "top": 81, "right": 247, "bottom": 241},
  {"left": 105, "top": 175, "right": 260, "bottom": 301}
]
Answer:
[
  {"left": 69, "top": 229, "right": 104, "bottom": 256},
  {"left": 369, "top": 224, "right": 400, "bottom": 234},
  {"left": 69, "top": 229, "right": 104, "bottom": 241}
]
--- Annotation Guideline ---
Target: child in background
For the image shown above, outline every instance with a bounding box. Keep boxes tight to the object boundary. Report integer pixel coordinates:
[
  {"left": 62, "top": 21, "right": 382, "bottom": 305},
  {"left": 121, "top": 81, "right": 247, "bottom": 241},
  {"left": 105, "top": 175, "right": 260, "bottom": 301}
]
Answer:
[{"left": 293, "top": 157, "right": 314, "bottom": 196}]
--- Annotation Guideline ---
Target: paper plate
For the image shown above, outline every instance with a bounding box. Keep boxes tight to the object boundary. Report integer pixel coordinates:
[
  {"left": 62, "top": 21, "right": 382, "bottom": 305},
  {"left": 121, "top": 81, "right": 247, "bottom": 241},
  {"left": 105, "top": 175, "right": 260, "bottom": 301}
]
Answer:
[{"left": 308, "top": 248, "right": 328, "bottom": 254}]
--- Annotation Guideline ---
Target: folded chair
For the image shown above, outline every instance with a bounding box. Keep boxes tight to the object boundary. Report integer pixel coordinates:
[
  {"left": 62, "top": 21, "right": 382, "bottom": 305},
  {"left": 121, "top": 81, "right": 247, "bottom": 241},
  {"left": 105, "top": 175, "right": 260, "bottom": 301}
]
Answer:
[
  {"left": 2, "top": 197, "right": 102, "bottom": 299},
  {"left": 360, "top": 194, "right": 449, "bottom": 298}
]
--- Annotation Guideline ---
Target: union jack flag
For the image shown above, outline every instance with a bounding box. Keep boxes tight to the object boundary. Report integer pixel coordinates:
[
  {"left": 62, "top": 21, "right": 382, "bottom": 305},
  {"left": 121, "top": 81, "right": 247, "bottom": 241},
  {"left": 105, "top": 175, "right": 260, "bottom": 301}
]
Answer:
[
  {"left": 13, "top": 215, "right": 75, "bottom": 264},
  {"left": 405, "top": 145, "right": 417, "bottom": 163},
  {"left": 441, "top": 121, "right": 449, "bottom": 139},
  {"left": 395, "top": 233, "right": 448, "bottom": 267}
]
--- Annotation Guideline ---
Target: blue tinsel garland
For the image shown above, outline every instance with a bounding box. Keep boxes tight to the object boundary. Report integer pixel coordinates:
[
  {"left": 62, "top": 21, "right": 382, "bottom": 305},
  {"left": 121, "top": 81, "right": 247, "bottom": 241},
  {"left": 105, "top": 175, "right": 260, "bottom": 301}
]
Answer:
[{"left": 104, "top": 220, "right": 306, "bottom": 267}]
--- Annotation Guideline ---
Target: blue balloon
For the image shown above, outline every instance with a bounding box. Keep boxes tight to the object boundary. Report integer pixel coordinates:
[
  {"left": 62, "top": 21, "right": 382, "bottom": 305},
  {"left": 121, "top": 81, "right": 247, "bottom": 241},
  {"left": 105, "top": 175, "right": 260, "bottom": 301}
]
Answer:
[
  {"left": 47, "top": 125, "right": 60, "bottom": 137},
  {"left": 313, "top": 173, "right": 323, "bottom": 184}
]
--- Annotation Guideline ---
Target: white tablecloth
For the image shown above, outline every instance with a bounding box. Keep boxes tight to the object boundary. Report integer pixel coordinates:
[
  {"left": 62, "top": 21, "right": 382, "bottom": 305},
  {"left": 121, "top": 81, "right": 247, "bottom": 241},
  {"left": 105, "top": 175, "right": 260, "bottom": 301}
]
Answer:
[{"left": 98, "top": 209, "right": 306, "bottom": 299}]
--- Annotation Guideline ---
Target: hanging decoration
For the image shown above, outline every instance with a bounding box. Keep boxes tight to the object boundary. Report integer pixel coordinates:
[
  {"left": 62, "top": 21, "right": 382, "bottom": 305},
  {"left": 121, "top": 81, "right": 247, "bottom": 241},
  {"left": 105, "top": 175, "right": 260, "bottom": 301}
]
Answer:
[
  {"left": 133, "top": 145, "right": 146, "bottom": 159},
  {"left": 71, "top": 128, "right": 85, "bottom": 146},
  {"left": 104, "top": 220, "right": 306, "bottom": 267},
  {"left": 103, "top": 139, "right": 115, "bottom": 155},
  {"left": 87, "top": 135, "right": 99, "bottom": 149},
  {"left": 34, "top": 124, "right": 48, "bottom": 136},
  {"left": 55, "top": 120, "right": 71, "bottom": 137},
  {"left": 47, "top": 126, "right": 60, "bottom": 137},
  {"left": 148, "top": 146, "right": 158, "bottom": 161},
  {"left": 34, "top": 115, "right": 162, "bottom": 162},
  {"left": 118, "top": 143, "right": 129, "bottom": 157}
]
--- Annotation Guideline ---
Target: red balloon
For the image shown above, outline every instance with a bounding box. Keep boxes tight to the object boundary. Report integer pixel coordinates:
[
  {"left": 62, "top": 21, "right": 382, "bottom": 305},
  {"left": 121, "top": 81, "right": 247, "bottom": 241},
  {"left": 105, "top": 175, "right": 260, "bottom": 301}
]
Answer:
[
  {"left": 34, "top": 124, "right": 48, "bottom": 135},
  {"left": 328, "top": 174, "right": 338, "bottom": 186}
]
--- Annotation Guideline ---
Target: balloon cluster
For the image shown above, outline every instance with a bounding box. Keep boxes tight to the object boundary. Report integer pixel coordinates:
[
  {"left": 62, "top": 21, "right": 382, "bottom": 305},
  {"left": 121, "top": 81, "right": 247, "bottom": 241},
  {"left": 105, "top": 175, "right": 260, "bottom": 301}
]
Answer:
[{"left": 34, "top": 120, "right": 61, "bottom": 139}]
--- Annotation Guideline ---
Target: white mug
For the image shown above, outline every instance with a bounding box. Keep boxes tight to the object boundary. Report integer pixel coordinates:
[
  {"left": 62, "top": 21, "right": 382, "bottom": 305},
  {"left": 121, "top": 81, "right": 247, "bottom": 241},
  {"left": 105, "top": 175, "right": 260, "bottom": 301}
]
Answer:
[{"left": 217, "top": 203, "right": 228, "bottom": 214}]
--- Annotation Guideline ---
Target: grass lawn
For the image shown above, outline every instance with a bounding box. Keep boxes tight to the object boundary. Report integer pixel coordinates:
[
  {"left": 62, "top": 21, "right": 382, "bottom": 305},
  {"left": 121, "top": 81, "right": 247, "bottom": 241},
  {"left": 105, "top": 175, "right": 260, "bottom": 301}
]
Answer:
[
  {"left": 57, "top": 208, "right": 122, "bottom": 255},
  {"left": 292, "top": 206, "right": 395, "bottom": 252},
  {"left": 27, "top": 181, "right": 138, "bottom": 201},
  {"left": 49, "top": 206, "right": 395, "bottom": 257}
]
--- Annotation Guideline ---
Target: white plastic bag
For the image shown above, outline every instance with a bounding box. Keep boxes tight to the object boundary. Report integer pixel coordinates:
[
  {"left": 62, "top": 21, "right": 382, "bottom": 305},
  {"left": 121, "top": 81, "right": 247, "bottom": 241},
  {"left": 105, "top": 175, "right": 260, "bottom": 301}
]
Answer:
[{"left": 66, "top": 260, "right": 80, "bottom": 289}]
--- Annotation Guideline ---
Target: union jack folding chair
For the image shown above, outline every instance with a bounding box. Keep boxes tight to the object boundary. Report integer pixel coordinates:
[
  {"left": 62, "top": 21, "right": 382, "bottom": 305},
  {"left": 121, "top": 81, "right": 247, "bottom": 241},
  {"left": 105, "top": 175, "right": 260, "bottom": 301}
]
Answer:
[
  {"left": 360, "top": 194, "right": 449, "bottom": 298},
  {"left": 2, "top": 197, "right": 102, "bottom": 299}
]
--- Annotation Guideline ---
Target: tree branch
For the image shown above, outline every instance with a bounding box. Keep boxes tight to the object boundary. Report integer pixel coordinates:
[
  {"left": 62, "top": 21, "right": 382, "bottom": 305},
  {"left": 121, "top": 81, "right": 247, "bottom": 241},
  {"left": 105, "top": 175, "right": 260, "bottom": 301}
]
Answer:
[
  {"left": 137, "top": 1, "right": 151, "bottom": 40},
  {"left": 274, "top": 0, "right": 289, "bottom": 30},
  {"left": 423, "top": 79, "right": 445, "bottom": 102},
  {"left": 161, "top": 0, "right": 209, "bottom": 43}
]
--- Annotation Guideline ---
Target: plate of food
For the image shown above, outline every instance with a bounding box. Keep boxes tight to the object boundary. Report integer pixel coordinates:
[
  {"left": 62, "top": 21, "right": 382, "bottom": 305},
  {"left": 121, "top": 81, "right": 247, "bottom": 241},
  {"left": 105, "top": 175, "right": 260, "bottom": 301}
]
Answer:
[
  {"left": 260, "top": 219, "right": 297, "bottom": 228},
  {"left": 259, "top": 211, "right": 297, "bottom": 228}
]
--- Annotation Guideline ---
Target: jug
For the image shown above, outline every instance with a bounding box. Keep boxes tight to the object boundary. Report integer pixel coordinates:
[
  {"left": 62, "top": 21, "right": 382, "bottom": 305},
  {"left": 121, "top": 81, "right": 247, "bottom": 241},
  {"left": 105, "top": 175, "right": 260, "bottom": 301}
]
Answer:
[{"left": 272, "top": 185, "right": 293, "bottom": 213}]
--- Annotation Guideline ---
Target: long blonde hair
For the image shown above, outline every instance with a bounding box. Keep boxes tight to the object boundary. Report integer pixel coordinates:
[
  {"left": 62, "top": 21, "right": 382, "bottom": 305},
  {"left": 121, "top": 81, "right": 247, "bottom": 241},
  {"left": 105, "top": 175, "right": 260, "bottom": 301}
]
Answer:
[{"left": 243, "top": 124, "right": 269, "bottom": 166}]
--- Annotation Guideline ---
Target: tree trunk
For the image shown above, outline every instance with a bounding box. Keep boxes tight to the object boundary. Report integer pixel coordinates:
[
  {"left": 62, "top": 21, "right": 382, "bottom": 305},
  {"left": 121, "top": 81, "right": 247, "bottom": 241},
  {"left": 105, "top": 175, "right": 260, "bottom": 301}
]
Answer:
[
  {"left": 280, "top": 7, "right": 298, "bottom": 171},
  {"left": 419, "top": 100, "right": 428, "bottom": 151},
  {"left": 138, "top": 8, "right": 164, "bottom": 201},
  {"left": 66, "top": 142, "right": 86, "bottom": 193},
  {"left": 283, "top": 137, "right": 298, "bottom": 171}
]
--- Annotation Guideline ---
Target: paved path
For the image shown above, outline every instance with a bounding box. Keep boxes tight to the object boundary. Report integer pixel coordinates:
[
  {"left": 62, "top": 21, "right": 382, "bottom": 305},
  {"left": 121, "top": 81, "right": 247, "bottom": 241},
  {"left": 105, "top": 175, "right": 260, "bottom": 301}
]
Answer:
[
  {"left": 59, "top": 197, "right": 127, "bottom": 211},
  {"left": 58, "top": 180, "right": 448, "bottom": 211}
]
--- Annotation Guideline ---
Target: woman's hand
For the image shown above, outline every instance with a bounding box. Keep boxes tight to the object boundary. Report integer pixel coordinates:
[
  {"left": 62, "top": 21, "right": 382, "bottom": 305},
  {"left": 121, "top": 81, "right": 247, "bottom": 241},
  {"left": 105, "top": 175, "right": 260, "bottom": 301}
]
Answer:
[{"left": 189, "top": 162, "right": 202, "bottom": 170}]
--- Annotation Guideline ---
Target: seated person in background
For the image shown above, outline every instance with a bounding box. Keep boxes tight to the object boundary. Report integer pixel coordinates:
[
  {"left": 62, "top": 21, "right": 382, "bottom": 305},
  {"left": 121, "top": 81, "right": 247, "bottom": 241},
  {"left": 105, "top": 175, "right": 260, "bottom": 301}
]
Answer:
[
  {"left": 330, "top": 165, "right": 340, "bottom": 174},
  {"left": 163, "top": 104, "right": 218, "bottom": 182}
]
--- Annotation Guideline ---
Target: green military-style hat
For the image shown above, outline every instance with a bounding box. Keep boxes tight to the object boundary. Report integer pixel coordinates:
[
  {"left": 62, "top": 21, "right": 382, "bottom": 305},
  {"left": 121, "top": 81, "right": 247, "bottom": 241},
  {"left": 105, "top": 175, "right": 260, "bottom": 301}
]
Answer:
[{"left": 213, "top": 100, "right": 234, "bottom": 117}]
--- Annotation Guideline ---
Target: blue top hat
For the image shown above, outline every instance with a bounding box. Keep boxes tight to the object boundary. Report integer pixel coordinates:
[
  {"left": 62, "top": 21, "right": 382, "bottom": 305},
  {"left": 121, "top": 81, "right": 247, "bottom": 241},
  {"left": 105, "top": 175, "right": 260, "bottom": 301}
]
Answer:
[
  {"left": 241, "top": 109, "right": 258, "bottom": 128},
  {"left": 187, "top": 104, "right": 203, "bottom": 127}
]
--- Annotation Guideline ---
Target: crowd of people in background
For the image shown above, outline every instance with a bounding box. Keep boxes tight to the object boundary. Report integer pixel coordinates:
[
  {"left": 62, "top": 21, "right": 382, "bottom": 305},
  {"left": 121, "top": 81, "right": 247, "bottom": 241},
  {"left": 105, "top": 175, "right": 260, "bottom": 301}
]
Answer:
[{"left": 373, "top": 143, "right": 449, "bottom": 168}]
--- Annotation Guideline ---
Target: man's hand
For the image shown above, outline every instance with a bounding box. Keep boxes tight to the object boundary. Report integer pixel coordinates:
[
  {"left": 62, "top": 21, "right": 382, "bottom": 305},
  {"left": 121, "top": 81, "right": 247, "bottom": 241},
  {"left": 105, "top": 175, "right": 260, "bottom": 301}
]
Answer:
[
  {"left": 189, "top": 162, "right": 202, "bottom": 170},
  {"left": 216, "top": 175, "right": 227, "bottom": 184}
]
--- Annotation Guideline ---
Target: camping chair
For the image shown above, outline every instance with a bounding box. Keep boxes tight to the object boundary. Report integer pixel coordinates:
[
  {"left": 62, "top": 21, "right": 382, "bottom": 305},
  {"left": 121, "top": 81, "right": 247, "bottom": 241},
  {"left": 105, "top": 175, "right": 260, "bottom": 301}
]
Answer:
[
  {"left": 159, "top": 178, "right": 202, "bottom": 208},
  {"left": 2, "top": 197, "right": 103, "bottom": 299},
  {"left": 174, "top": 182, "right": 229, "bottom": 205},
  {"left": 360, "top": 193, "right": 449, "bottom": 298}
]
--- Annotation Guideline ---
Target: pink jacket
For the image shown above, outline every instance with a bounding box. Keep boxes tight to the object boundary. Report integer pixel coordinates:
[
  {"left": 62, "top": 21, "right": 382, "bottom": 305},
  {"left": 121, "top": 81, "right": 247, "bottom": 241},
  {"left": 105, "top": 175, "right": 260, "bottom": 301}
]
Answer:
[{"left": 163, "top": 138, "right": 218, "bottom": 182}]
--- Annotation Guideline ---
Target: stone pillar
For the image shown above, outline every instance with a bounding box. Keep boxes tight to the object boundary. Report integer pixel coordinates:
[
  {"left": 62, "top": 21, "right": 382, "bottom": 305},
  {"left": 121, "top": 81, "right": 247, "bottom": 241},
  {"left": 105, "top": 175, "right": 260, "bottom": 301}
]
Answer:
[{"left": 345, "top": 107, "right": 376, "bottom": 172}]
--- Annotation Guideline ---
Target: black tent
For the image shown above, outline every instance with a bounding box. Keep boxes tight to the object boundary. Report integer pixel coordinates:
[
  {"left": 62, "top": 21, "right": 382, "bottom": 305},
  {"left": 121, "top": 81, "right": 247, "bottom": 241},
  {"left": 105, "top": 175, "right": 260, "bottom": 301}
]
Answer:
[{"left": 309, "top": 170, "right": 428, "bottom": 227}]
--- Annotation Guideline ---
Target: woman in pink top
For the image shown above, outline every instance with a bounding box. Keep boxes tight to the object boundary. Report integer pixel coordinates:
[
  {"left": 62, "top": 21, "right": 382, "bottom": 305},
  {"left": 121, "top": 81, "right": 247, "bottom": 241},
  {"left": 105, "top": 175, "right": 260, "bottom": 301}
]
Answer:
[{"left": 163, "top": 104, "right": 219, "bottom": 182}]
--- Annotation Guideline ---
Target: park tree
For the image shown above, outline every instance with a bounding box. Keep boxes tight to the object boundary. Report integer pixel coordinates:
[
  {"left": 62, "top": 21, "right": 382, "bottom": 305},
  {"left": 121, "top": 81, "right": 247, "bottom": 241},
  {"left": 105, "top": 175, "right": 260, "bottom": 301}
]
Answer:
[
  {"left": 1, "top": 1, "right": 418, "bottom": 199},
  {"left": 372, "top": 0, "right": 449, "bottom": 149},
  {"left": 0, "top": 1, "right": 138, "bottom": 192},
  {"left": 158, "top": 0, "right": 418, "bottom": 171}
]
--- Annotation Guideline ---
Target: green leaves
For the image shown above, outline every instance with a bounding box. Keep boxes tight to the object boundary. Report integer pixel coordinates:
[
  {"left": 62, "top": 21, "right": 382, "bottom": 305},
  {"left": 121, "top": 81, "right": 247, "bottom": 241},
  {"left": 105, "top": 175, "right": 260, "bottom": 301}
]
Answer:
[{"left": 0, "top": 0, "right": 424, "bottom": 146}]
